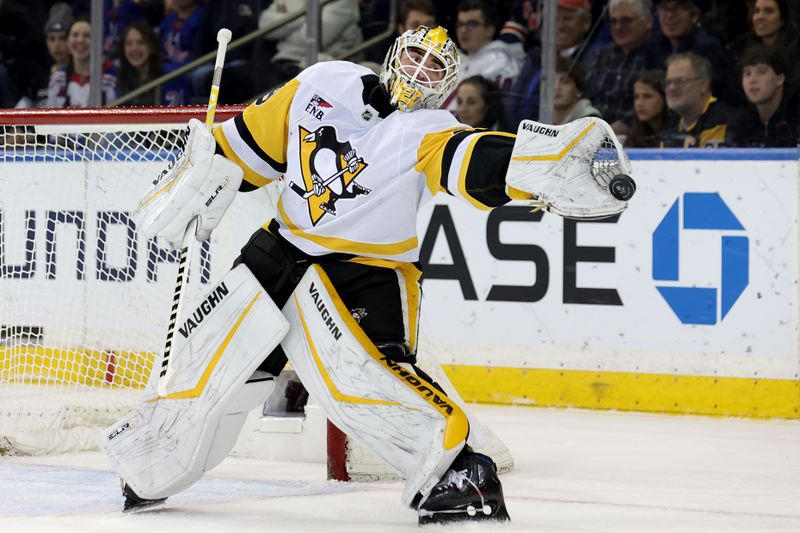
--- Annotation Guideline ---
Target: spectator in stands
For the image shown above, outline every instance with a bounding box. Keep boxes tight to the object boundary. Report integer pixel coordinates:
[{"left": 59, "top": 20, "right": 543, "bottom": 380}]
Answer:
[
  {"left": 452, "top": 0, "right": 524, "bottom": 96},
  {"left": 729, "top": 44, "right": 799, "bottom": 147},
  {"left": 191, "top": 0, "right": 260, "bottom": 104},
  {"left": 21, "top": 3, "right": 75, "bottom": 107},
  {"left": 398, "top": 0, "right": 437, "bottom": 34},
  {"left": 584, "top": 0, "right": 654, "bottom": 135},
  {"left": 259, "top": 0, "right": 362, "bottom": 89},
  {"left": 644, "top": 0, "right": 730, "bottom": 100},
  {"left": 626, "top": 69, "right": 674, "bottom": 147},
  {"left": 501, "top": 0, "right": 593, "bottom": 128},
  {"left": 46, "top": 18, "right": 117, "bottom": 107},
  {"left": 556, "top": 0, "right": 594, "bottom": 61},
  {"left": 455, "top": 75, "right": 504, "bottom": 129},
  {"left": 364, "top": 0, "right": 437, "bottom": 64},
  {"left": 45, "top": 3, "right": 73, "bottom": 75},
  {"left": 160, "top": 0, "right": 205, "bottom": 105},
  {"left": 726, "top": 1, "right": 799, "bottom": 92},
  {"left": 660, "top": 52, "right": 728, "bottom": 147},
  {"left": 102, "top": 0, "right": 147, "bottom": 62},
  {"left": 114, "top": 21, "right": 164, "bottom": 106},
  {"left": 552, "top": 58, "right": 600, "bottom": 125}
]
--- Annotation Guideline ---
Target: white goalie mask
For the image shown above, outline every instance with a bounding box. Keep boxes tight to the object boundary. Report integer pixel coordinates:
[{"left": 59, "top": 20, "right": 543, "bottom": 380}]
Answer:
[{"left": 379, "top": 25, "right": 460, "bottom": 112}]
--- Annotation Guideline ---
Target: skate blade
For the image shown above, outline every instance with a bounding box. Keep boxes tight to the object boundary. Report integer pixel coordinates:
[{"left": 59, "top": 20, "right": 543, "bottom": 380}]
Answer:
[
  {"left": 418, "top": 502, "right": 510, "bottom": 526},
  {"left": 122, "top": 497, "right": 168, "bottom": 513}
]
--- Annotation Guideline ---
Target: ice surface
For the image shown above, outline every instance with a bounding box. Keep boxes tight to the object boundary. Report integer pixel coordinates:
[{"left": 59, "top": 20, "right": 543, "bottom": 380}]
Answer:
[{"left": 1, "top": 405, "right": 798, "bottom": 532}]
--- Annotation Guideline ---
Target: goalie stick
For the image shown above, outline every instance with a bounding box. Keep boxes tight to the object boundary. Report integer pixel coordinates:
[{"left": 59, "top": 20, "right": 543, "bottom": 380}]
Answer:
[{"left": 158, "top": 28, "right": 233, "bottom": 396}]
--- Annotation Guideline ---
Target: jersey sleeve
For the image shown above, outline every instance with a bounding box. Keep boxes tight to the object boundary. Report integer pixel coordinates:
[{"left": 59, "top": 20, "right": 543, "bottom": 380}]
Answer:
[
  {"left": 416, "top": 128, "right": 520, "bottom": 210},
  {"left": 213, "top": 78, "right": 301, "bottom": 188}
]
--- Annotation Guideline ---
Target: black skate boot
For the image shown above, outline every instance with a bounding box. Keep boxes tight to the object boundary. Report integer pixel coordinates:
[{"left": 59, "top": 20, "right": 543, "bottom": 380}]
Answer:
[
  {"left": 121, "top": 480, "right": 167, "bottom": 513},
  {"left": 417, "top": 451, "right": 510, "bottom": 525}
]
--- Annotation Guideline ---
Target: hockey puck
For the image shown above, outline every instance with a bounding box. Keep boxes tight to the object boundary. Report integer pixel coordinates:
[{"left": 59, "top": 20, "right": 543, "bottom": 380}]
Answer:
[{"left": 609, "top": 174, "right": 636, "bottom": 201}]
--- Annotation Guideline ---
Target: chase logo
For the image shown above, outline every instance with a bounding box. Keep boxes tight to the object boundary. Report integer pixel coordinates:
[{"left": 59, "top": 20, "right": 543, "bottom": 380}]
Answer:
[{"left": 652, "top": 193, "right": 748, "bottom": 325}]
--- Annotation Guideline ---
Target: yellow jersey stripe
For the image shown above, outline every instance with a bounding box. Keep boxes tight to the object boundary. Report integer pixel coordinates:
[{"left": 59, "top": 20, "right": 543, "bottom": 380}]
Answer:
[
  {"left": 214, "top": 125, "right": 272, "bottom": 188},
  {"left": 277, "top": 199, "right": 418, "bottom": 256},
  {"left": 293, "top": 292, "right": 401, "bottom": 406},
  {"left": 147, "top": 292, "right": 262, "bottom": 401}
]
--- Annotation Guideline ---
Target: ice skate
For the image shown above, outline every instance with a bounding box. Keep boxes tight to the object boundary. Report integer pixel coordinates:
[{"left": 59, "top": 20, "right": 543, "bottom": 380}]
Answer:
[{"left": 417, "top": 452, "right": 510, "bottom": 525}]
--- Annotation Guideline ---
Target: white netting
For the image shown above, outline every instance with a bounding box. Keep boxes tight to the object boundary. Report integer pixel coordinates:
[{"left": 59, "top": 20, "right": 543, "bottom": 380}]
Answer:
[{"left": 0, "top": 108, "right": 276, "bottom": 455}]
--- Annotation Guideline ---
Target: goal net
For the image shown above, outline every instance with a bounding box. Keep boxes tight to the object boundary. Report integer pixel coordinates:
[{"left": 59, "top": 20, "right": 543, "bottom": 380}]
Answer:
[
  {"left": 0, "top": 106, "right": 512, "bottom": 479},
  {"left": 0, "top": 106, "right": 273, "bottom": 455}
]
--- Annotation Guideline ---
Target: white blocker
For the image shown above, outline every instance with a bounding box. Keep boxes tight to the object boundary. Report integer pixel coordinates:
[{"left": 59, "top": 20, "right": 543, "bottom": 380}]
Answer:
[
  {"left": 99, "top": 264, "right": 289, "bottom": 499},
  {"left": 281, "top": 265, "right": 470, "bottom": 505}
]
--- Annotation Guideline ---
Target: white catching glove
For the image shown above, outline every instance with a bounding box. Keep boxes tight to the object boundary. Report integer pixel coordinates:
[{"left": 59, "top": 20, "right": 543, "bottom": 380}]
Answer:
[
  {"left": 505, "top": 117, "right": 635, "bottom": 219},
  {"left": 133, "top": 118, "right": 244, "bottom": 250}
]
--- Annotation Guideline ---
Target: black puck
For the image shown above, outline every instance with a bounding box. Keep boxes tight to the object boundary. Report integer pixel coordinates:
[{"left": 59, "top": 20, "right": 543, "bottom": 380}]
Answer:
[{"left": 609, "top": 174, "right": 636, "bottom": 201}]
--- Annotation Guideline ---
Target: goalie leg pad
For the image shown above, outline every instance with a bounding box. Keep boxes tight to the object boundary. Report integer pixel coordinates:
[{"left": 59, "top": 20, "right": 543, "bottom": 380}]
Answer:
[
  {"left": 99, "top": 264, "right": 289, "bottom": 499},
  {"left": 281, "top": 265, "right": 469, "bottom": 505}
]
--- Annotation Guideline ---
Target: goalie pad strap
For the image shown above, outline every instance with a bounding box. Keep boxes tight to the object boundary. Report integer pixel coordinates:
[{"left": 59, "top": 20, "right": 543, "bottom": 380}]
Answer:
[
  {"left": 281, "top": 265, "right": 469, "bottom": 505},
  {"left": 99, "top": 265, "right": 289, "bottom": 499}
]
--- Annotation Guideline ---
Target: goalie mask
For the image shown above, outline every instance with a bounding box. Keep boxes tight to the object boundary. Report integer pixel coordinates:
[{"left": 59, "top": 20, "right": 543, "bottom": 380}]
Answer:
[{"left": 380, "top": 26, "right": 460, "bottom": 112}]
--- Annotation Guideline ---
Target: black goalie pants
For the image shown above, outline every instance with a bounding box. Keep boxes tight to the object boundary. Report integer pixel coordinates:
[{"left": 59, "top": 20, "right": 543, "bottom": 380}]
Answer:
[{"left": 233, "top": 222, "right": 421, "bottom": 374}]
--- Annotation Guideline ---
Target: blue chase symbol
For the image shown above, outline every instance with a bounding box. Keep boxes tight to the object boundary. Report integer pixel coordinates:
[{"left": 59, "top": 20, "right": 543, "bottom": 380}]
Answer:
[{"left": 652, "top": 193, "right": 748, "bottom": 325}]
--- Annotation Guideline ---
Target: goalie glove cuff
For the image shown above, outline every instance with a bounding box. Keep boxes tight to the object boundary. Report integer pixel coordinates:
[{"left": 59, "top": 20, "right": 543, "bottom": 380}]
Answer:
[{"left": 133, "top": 119, "right": 243, "bottom": 249}]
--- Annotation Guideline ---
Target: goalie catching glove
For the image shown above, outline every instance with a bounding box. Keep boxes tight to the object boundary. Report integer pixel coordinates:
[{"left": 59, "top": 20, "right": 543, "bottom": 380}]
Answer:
[
  {"left": 505, "top": 117, "right": 635, "bottom": 219},
  {"left": 133, "top": 118, "right": 243, "bottom": 249}
]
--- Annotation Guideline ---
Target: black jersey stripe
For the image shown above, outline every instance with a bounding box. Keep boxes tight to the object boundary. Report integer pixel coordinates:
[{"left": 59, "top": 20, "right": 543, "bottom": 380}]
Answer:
[
  {"left": 439, "top": 130, "right": 475, "bottom": 195},
  {"left": 234, "top": 114, "right": 288, "bottom": 174}
]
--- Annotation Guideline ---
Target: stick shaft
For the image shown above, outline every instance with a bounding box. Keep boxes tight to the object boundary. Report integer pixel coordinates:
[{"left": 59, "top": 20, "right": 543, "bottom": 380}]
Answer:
[{"left": 158, "top": 29, "right": 232, "bottom": 395}]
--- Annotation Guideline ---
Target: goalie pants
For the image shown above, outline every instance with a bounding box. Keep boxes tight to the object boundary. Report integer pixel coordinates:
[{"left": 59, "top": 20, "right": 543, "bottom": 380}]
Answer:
[{"left": 235, "top": 221, "right": 420, "bottom": 373}]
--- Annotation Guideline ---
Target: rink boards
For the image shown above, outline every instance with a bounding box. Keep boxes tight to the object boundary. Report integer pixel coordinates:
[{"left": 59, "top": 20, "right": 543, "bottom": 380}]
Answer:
[
  {"left": 418, "top": 149, "right": 800, "bottom": 418},
  {"left": 1, "top": 149, "right": 798, "bottom": 418}
]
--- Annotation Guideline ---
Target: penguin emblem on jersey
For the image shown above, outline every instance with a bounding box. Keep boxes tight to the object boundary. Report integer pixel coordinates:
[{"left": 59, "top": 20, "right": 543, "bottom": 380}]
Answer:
[{"left": 290, "top": 125, "right": 370, "bottom": 225}]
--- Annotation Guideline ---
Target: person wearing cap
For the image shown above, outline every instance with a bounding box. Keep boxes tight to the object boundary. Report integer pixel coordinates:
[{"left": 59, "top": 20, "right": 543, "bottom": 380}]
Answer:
[
  {"left": 644, "top": 0, "right": 730, "bottom": 101},
  {"left": 45, "top": 3, "right": 74, "bottom": 75},
  {"left": 19, "top": 2, "right": 76, "bottom": 107},
  {"left": 660, "top": 52, "right": 729, "bottom": 147},
  {"left": 556, "top": 0, "right": 593, "bottom": 60},
  {"left": 46, "top": 18, "right": 118, "bottom": 108},
  {"left": 584, "top": 0, "right": 654, "bottom": 135}
]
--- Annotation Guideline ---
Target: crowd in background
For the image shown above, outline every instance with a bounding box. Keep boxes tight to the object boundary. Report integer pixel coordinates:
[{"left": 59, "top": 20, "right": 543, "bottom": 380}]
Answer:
[{"left": 0, "top": 0, "right": 799, "bottom": 148}]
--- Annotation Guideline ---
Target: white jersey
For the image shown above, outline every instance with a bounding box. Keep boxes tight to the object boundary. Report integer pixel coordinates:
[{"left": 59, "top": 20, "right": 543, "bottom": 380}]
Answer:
[{"left": 215, "top": 61, "right": 516, "bottom": 262}]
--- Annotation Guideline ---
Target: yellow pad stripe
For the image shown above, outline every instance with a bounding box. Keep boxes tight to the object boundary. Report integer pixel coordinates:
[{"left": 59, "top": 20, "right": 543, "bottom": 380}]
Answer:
[
  {"left": 511, "top": 122, "right": 595, "bottom": 162},
  {"left": 147, "top": 292, "right": 262, "bottom": 401},
  {"left": 314, "top": 265, "right": 468, "bottom": 450},
  {"left": 293, "top": 293, "right": 400, "bottom": 406}
]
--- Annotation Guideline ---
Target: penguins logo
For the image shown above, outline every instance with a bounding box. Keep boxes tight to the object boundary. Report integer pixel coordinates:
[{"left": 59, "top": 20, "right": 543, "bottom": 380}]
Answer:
[{"left": 290, "top": 125, "right": 370, "bottom": 225}]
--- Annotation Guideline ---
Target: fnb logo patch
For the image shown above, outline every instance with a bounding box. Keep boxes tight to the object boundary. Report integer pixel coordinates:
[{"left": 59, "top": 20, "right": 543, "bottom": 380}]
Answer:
[{"left": 305, "top": 94, "right": 333, "bottom": 119}]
